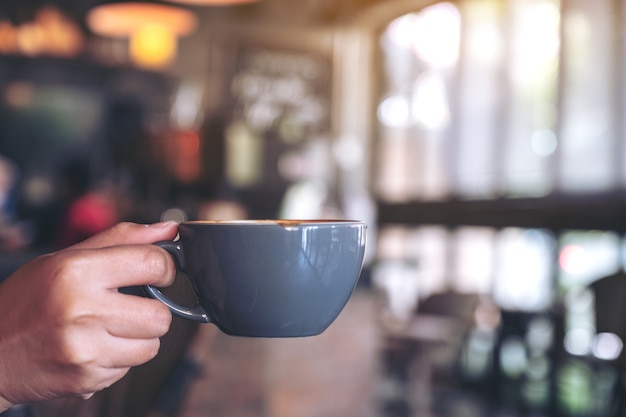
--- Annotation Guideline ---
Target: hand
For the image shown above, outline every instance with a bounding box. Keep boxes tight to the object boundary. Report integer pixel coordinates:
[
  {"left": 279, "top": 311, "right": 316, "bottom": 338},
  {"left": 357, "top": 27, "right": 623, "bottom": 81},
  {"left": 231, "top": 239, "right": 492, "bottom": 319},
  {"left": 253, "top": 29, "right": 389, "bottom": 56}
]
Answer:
[{"left": 0, "top": 222, "right": 179, "bottom": 411}]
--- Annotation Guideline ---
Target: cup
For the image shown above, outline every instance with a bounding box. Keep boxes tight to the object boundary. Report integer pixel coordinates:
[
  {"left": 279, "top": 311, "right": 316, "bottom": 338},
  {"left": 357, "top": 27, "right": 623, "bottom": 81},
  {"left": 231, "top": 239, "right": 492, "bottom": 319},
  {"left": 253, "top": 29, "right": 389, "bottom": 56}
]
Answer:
[{"left": 145, "top": 220, "right": 367, "bottom": 338}]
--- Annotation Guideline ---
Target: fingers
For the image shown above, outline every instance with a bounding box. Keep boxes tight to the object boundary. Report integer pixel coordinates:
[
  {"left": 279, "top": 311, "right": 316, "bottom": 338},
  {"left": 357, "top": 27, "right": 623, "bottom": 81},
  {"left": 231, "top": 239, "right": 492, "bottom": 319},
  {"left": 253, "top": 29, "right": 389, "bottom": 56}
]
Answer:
[
  {"left": 54, "top": 221, "right": 180, "bottom": 289},
  {"left": 56, "top": 298, "right": 169, "bottom": 371},
  {"left": 45, "top": 245, "right": 176, "bottom": 338},
  {"left": 72, "top": 222, "right": 179, "bottom": 250},
  {"left": 66, "top": 332, "right": 162, "bottom": 369},
  {"left": 0, "top": 222, "right": 182, "bottom": 408},
  {"left": 58, "top": 243, "right": 177, "bottom": 289},
  {"left": 102, "top": 337, "right": 162, "bottom": 369},
  {"left": 101, "top": 293, "right": 172, "bottom": 339}
]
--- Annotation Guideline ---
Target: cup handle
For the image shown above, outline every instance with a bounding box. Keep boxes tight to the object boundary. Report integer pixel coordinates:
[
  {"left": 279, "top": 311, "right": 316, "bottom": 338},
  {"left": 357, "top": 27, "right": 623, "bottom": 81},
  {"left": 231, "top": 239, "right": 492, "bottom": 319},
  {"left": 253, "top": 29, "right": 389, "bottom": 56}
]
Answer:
[{"left": 144, "top": 240, "right": 211, "bottom": 323}]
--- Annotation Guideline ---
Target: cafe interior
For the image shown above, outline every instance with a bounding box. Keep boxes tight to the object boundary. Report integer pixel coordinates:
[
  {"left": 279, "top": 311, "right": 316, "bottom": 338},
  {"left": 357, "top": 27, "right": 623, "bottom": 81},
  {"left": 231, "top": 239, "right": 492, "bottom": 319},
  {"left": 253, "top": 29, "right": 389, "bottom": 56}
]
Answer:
[{"left": 2, "top": 0, "right": 626, "bottom": 416}]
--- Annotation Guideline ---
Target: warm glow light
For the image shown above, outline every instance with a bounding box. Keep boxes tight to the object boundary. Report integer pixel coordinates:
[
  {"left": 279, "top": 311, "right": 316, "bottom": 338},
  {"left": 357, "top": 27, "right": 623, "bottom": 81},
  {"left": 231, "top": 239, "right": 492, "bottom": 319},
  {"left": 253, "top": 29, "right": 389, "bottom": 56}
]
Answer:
[
  {"left": 0, "top": 20, "right": 18, "bottom": 54},
  {"left": 130, "top": 23, "right": 176, "bottom": 68},
  {"left": 178, "top": 130, "right": 200, "bottom": 157},
  {"left": 0, "top": 7, "right": 83, "bottom": 57},
  {"left": 87, "top": 3, "right": 197, "bottom": 38},
  {"left": 165, "top": 130, "right": 201, "bottom": 182}
]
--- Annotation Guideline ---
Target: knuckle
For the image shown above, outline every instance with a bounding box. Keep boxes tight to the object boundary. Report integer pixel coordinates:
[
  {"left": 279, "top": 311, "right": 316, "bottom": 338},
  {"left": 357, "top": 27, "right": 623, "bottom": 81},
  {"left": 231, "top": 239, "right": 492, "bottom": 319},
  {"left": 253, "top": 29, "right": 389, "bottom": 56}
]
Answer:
[
  {"left": 47, "top": 251, "right": 83, "bottom": 284},
  {"left": 55, "top": 330, "right": 95, "bottom": 370},
  {"left": 111, "top": 221, "right": 135, "bottom": 236},
  {"left": 42, "top": 252, "right": 89, "bottom": 317}
]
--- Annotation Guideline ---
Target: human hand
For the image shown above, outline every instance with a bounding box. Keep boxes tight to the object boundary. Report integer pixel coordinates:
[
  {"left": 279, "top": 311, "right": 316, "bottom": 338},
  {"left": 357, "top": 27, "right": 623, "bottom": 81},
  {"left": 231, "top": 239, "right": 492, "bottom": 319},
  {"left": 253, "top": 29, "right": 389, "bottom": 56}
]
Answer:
[{"left": 0, "top": 221, "right": 179, "bottom": 411}]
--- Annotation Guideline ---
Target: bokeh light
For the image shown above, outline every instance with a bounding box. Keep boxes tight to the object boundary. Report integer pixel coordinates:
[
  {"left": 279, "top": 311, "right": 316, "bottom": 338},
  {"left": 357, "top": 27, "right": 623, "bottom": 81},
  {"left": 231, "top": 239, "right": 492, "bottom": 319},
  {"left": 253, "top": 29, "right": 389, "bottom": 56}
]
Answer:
[{"left": 130, "top": 23, "right": 177, "bottom": 68}]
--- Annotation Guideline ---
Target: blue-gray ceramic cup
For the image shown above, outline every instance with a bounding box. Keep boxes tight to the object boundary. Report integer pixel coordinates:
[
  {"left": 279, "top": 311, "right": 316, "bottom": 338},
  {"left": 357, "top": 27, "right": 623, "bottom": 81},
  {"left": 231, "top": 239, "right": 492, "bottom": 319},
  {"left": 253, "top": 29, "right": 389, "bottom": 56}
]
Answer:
[{"left": 145, "top": 220, "right": 367, "bottom": 338}]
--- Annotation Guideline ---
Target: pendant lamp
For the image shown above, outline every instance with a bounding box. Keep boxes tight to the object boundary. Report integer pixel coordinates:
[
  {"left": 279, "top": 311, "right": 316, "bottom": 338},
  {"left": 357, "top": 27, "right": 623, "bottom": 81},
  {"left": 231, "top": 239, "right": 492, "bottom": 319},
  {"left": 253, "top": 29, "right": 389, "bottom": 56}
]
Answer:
[
  {"left": 86, "top": 2, "right": 197, "bottom": 38},
  {"left": 86, "top": 2, "right": 197, "bottom": 68}
]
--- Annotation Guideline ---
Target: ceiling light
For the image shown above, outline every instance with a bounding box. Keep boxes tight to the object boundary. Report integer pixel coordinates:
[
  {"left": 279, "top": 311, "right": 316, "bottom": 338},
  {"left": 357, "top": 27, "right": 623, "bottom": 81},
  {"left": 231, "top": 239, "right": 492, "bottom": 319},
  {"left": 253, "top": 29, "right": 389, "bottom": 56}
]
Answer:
[
  {"left": 87, "top": 2, "right": 197, "bottom": 38},
  {"left": 130, "top": 23, "right": 177, "bottom": 68}
]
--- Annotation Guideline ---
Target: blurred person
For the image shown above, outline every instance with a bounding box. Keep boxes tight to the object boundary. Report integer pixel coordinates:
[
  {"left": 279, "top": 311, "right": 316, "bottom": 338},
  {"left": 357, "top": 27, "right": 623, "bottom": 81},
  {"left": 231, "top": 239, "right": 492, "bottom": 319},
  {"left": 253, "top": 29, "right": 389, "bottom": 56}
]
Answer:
[
  {"left": 57, "top": 180, "right": 118, "bottom": 249},
  {"left": 0, "top": 221, "right": 179, "bottom": 413},
  {"left": 56, "top": 159, "right": 118, "bottom": 249}
]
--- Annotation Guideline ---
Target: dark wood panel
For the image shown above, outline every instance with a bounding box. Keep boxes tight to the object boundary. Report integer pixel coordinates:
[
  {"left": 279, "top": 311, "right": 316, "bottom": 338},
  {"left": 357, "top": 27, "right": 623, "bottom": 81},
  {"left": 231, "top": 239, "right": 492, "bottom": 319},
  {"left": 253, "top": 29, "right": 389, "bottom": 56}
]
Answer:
[{"left": 378, "top": 192, "right": 626, "bottom": 232}]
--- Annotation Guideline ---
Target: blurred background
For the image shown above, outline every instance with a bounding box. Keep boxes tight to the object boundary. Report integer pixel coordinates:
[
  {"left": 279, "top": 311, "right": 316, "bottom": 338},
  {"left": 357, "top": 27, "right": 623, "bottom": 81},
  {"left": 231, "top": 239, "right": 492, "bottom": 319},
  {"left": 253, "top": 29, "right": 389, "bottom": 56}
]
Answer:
[{"left": 1, "top": 0, "right": 626, "bottom": 416}]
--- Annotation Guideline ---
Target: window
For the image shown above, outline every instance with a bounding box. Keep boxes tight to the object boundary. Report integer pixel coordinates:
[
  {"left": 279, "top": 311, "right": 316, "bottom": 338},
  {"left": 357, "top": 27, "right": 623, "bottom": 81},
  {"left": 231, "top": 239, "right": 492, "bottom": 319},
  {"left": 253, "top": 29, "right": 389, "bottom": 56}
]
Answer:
[{"left": 373, "top": 0, "right": 626, "bottom": 314}]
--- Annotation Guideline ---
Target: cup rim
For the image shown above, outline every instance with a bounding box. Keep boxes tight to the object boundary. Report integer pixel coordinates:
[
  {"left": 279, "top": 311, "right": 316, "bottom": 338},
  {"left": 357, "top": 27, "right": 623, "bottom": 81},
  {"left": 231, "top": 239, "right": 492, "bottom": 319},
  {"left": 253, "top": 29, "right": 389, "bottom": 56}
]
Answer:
[{"left": 180, "top": 219, "right": 366, "bottom": 226}]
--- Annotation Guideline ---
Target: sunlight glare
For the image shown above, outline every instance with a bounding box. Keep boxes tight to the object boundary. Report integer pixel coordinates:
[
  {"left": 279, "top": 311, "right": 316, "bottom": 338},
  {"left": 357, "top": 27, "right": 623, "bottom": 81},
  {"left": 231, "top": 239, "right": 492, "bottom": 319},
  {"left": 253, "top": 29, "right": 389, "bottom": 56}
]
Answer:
[
  {"left": 412, "top": 72, "right": 450, "bottom": 131},
  {"left": 511, "top": 1, "right": 561, "bottom": 86},
  {"left": 413, "top": 3, "right": 461, "bottom": 68},
  {"left": 378, "top": 95, "right": 411, "bottom": 128}
]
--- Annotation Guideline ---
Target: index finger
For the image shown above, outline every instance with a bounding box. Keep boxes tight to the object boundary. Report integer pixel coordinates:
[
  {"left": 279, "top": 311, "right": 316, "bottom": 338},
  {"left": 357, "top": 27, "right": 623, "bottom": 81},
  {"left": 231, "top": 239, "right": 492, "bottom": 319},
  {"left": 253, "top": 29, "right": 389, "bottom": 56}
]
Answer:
[
  {"left": 71, "top": 222, "right": 179, "bottom": 250},
  {"left": 67, "top": 244, "right": 177, "bottom": 289}
]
